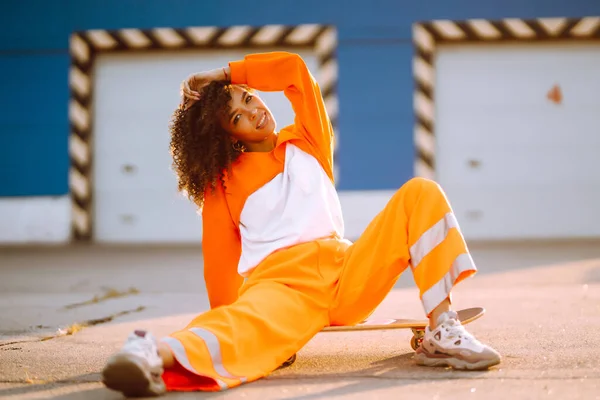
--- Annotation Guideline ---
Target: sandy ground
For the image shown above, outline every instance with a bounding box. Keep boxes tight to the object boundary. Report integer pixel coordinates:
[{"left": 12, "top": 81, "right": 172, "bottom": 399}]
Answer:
[{"left": 1, "top": 240, "right": 599, "bottom": 399}]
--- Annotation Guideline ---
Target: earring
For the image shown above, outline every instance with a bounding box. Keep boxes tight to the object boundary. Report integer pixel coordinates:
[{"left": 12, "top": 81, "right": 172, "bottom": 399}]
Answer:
[{"left": 232, "top": 141, "right": 245, "bottom": 152}]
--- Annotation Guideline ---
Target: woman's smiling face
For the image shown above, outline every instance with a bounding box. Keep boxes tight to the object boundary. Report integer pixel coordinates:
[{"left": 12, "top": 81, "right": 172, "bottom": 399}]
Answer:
[{"left": 220, "top": 85, "right": 277, "bottom": 150}]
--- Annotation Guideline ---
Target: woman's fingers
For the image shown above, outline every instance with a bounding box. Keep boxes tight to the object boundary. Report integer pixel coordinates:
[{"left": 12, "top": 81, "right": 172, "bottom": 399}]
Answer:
[
  {"left": 188, "top": 87, "right": 200, "bottom": 100},
  {"left": 180, "top": 73, "right": 209, "bottom": 108},
  {"left": 181, "top": 81, "right": 200, "bottom": 100},
  {"left": 179, "top": 81, "right": 200, "bottom": 110},
  {"left": 188, "top": 75, "right": 204, "bottom": 98},
  {"left": 182, "top": 86, "right": 193, "bottom": 99}
]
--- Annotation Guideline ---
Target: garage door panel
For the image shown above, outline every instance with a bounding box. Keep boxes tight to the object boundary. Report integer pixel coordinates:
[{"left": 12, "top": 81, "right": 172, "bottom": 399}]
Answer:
[
  {"left": 438, "top": 145, "right": 600, "bottom": 186},
  {"left": 95, "top": 188, "right": 194, "bottom": 210},
  {"left": 435, "top": 43, "right": 600, "bottom": 240},
  {"left": 94, "top": 173, "right": 179, "bottom": 193},
  {"left": 94, "top": 190, "right": 201, "bottom": 243},
  {"left": 437, "top": 44, "right": 600, "bottom": 108},
  {"left": 94, "top": 146, "right": 174, "bottom": 168},
  {"left": 93, "top": 49, "right": 319, "bottom": 242},
  {"left": 439, "top": 81, "right": 600, "bottom": 108},
  {"left": 437, "top": 109, "right": 599, "bottom": 147},
  {"left": 94, "top": 148, "right": 177, "bottom": 194},
  {"left": 446, "top": 186, "right": 600, "bottom": 240},
  {"left": 95, "top": 150, "right": 174, "bottom": 178}
]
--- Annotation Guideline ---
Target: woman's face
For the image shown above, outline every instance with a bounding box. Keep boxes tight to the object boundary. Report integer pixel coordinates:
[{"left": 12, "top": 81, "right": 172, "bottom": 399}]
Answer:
[{"left": 220, "top": 85, "right": 277, "bottom": 148}]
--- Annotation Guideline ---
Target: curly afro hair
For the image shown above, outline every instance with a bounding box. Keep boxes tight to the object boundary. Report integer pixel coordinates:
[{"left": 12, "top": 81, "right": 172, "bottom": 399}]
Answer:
[{"left": 169, "top": 80, "right": 244, "bottom": 209}]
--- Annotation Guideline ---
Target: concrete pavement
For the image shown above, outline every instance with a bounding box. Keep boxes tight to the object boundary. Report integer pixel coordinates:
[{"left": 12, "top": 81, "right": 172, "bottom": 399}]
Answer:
[{"left": 1, "top": 241, "right": 599, "bottom": 399}]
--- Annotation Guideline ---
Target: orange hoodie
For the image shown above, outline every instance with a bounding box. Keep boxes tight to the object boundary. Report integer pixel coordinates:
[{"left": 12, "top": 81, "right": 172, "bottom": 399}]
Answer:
[{"left": 201, "top": 52, "right": 337, "bottom": 309}]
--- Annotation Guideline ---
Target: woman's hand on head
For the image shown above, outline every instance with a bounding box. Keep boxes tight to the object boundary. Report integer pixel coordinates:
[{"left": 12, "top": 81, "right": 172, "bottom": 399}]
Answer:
[{"left": 180, "top": 68, "right": 229, "bottom": 108}]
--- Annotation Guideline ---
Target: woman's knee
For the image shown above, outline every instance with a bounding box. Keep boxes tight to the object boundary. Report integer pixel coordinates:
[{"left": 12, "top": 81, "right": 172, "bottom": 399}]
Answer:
[
  {"left": 388, "top": 178, "right": 446, "bottom": 211},
  {"left": 399, "top": 177, "right": 441, "bottom": 196}
]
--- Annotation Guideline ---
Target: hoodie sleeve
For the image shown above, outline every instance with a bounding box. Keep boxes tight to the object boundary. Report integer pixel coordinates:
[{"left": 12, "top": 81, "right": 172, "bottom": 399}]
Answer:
[
  {"left": 201, "top": 185, "right": 244, "bottom": 309},
  {"left": 229, "top": 51, "right": 335, "bottom": 182}
]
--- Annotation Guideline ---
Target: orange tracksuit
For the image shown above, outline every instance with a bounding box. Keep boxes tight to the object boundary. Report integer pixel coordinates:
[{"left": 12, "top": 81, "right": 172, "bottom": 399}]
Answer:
[{"left": 161, "top": 52, "right": 477, "bottom": 391}]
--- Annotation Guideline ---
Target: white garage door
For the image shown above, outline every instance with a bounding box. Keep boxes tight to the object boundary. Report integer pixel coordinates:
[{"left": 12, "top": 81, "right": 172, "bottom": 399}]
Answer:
[
  {"left": 93, "top": 49, "right": 319, "bottom": 243},
  {"left": 435, "top": 43, "right": 600, "bottom": 240}
]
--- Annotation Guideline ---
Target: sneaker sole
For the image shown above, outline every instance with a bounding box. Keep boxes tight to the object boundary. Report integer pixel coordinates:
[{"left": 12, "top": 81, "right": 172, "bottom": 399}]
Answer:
[
  {"left": 414, "top": 351, "right": 501, "bottom": 371},
  {"left": 102, "top": 353, "right": 166, "bottom": 397}
]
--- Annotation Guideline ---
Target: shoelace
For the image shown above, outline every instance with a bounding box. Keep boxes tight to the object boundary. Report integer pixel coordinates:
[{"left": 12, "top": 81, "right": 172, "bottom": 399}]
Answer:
[{"left": 439, "top": 319, "right": 477, "bottom": 343}]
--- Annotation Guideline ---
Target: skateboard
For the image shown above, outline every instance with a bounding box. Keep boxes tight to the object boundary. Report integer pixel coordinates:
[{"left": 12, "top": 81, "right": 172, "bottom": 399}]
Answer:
[{"left": 277, "top": 307, "right": 485, "bottom": 370}]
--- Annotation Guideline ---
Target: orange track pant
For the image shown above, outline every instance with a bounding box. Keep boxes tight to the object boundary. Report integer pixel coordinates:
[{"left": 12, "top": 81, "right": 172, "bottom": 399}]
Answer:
[{"left": 161, "top": 178, "right": 477, "bottom": 391}]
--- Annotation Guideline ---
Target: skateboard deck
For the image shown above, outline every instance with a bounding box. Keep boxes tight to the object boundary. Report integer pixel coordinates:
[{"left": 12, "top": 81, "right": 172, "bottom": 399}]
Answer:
[
  {"left": 321, "top": 306, "right": 484, "bottom": 351},
  {"left": 322, "top": 306, "right": 484, "bottom": 333},
  {"left": 276, "top": 307, "right": 485, "bottom": 369}
]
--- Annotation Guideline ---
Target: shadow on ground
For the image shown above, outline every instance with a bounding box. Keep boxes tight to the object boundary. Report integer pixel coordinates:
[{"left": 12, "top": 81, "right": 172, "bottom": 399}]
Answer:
[
  {"left": 0, "top": 353, "right": 493, "bottom": 400},
  {"left": 259, "top": 352, "right": 491, "bottom": 400}
]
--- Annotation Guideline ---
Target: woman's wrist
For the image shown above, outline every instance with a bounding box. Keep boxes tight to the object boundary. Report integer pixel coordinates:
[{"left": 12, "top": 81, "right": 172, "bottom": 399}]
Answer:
[{"left": 222, "top": 66, "right": 231, "bottom": 81}]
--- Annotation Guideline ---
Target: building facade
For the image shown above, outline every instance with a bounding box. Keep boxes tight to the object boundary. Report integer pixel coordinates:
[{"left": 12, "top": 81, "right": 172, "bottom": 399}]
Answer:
[{"left": 1, "top": 0, "right": 599, "bottom": 243}]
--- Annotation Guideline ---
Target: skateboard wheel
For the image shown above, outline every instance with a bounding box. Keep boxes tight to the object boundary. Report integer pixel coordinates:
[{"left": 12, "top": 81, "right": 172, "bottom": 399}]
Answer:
[
  {"left": 410, "top": 335, "right": 424, "bottom": 350},
  {"left": 410, "top": 329, "right": 425, "bottom": 350}
]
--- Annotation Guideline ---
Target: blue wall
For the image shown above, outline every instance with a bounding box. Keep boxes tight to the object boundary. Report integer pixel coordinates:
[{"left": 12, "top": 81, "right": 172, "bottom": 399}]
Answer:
[{"left": 1, "top": 0, "right": 599, "bottom": 195}]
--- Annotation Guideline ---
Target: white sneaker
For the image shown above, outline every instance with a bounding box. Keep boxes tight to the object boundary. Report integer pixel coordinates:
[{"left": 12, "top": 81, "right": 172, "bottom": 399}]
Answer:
[
  {"left": 414, "top": 311, "right": 501, "bottom": 370},
  {"left": 102, "top": 330, "right": 167, "bottom": 397}
]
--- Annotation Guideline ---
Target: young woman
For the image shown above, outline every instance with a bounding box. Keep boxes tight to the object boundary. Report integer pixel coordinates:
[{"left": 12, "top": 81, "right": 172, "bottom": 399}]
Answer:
[{"left": 101, "top": 51, "right": 501, "bottom": 397}]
